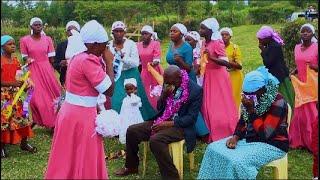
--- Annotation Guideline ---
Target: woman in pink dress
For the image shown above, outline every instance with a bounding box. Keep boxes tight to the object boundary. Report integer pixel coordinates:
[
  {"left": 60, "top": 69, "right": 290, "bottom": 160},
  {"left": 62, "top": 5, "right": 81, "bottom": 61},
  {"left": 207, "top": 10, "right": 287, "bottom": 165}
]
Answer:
[
  {"left": 199, "top": 18, "right": 238, "bottom": 143},
  {"left": 45, "top": 20, "right": 115, "bottom": 179},
  {"left": 137, "top": 25, "right": 163, "bottom": 109},
  {"left": 20, "top": 17, "right": 61, "bottom": 129},
  {"left": 289, "top": 23, "right": 318, "bottom": 152}
]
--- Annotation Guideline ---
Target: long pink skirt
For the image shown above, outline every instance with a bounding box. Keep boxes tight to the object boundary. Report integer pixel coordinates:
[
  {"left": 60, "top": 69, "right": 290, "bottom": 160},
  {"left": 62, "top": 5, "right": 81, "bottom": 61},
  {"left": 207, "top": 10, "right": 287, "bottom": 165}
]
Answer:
[
  {"left": 45, "top": 102, "right": 108, "bottom": 179},
  {"left": 140, "top": 66, "right": 163, "bottom": 110},
  {"left": 202, "top": 67, "right": 239, "bottom": 142},
  {"left": 30, "top": 61, "right": 61, "bottom": 128},
  {"left": 289, "top": 102, "right": 318, "bottom": 152}
]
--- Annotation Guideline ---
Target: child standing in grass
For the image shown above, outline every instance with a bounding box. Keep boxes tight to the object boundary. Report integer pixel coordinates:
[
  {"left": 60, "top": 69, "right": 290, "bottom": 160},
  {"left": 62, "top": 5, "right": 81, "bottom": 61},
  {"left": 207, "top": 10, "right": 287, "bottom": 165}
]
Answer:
[
  {"left": 1, "top": 35, "right": 36, "bottom": 158},
  {"left": 119, "top": 78, "right": 144, "bottom": 144}
]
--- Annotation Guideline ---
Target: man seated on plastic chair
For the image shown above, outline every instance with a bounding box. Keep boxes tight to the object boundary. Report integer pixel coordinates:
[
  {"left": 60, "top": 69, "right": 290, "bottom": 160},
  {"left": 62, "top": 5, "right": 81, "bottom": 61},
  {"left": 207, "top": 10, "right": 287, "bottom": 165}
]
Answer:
[
  {"left": 115, "top": 65, "right": 202, "bottom": 180},
  {"left": 198, "top": 66, "right": 289, "bottom": 179}
]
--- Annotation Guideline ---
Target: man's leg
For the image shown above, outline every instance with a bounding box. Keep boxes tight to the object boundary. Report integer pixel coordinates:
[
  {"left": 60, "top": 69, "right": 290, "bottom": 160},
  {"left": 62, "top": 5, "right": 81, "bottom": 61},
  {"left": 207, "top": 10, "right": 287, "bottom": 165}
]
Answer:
[
  {"left": 115, "top": 121, "right": 153, "bottom": 176},
  {"left": 149, "top": 127, "right": 184, "bottom": 179}
]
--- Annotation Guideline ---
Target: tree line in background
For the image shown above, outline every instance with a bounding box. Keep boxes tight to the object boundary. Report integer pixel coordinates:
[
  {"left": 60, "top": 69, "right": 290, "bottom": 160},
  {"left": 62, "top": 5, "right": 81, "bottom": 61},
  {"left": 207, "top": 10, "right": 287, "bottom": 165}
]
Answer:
[{"left": 1, "top": 0, "right": 318, "bottom": 71}]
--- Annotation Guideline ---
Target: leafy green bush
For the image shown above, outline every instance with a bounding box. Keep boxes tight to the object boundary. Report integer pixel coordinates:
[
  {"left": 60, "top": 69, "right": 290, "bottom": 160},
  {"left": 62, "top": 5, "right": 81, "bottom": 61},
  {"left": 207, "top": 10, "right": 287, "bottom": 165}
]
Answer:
[
  {"left": 248, "top": 2, "right": 297, "bottom": 24},
  {"left": 280, "top": 19, "right": 318, "bottom": 71},
  {"left": 1, "top": 27, "right": 66, "bottom": 49}
]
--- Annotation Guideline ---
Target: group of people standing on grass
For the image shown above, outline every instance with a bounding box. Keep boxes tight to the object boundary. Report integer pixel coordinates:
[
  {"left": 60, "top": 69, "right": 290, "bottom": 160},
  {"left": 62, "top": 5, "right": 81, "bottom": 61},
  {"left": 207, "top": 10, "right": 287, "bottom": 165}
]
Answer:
[{"left": 0, "top": 15, "right": 318, "bottom": 179}]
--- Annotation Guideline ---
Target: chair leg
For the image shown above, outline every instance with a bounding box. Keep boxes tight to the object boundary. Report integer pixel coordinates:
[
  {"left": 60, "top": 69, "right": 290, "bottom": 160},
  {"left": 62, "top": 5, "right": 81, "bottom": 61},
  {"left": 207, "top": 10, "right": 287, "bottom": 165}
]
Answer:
[
  {"left": 142, "top": 141, "right": 148, "bottom": 177},
  {"left": 171, "top": 143, "right": 184, "bottom": 179},
  {"left": 189, "top": 152, "right": 194, "bottom": 171},
  {"left": 273, "top": 158, "right": 288, "bottom": 179}
]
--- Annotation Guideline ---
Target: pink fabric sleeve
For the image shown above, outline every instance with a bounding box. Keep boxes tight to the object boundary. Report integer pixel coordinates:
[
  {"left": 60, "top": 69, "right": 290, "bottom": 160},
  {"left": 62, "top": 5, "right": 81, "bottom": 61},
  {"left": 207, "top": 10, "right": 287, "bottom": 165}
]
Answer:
[
  {"left": 214, "top": 40, "right": 226, "bottom": 58},
  {"left": 153, "top": 41, "right": 161, "bottom": 60},
  {"left": 19, "top": 37, "right": 28, "bottom": 57},
  {"left": 82, "top": 57, "right": 111, "bottom": 93}
]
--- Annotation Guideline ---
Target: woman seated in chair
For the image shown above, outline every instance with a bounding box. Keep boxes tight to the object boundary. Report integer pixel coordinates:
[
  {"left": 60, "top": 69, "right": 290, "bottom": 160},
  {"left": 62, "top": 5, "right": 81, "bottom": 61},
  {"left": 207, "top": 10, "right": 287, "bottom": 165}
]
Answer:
[{"left": 198, "top": 66, "right": 289, "bottom": 179}]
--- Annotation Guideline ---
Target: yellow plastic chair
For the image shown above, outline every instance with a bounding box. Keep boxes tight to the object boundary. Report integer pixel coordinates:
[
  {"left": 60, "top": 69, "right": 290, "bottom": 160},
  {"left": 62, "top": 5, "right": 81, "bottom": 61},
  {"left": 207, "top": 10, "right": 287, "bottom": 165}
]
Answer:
[
  {"left": 264, "top": 103, "right": 292, "bottom": 179},
  {"left": 142, "top": 139, "right": 194, "bottom": 179}
]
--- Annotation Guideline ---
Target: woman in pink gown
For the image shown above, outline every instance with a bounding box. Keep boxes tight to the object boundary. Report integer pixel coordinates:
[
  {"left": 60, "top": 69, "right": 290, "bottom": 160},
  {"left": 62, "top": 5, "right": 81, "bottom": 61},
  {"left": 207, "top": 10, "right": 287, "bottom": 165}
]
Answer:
[
  {"left": 137, "top": 25, "right": 163, "bottom": 109},
  {"left": 199, "top": 18, "right": 238, "bottom": 143},
  {"left": 45, "top": 20, "right": 115, "bottom": 179},
  {"left": 289, "top": 23, "right": 318, "bottom": 152},
  {"left": 20, "top": 17, "right": 61, "bottom": 128}
]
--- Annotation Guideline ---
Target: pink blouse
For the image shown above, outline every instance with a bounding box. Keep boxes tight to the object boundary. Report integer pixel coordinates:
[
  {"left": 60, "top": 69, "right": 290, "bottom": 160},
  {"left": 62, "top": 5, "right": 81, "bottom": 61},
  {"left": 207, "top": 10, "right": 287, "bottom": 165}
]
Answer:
[
  {"left": 202, "top": 39, "right": 226, "bottom": 69},
  {"left": 20, "top": 35, "right": 55, "bottom": 62},
  {"left": 66, "top": 53, "right": 110, "bottom": 97},
  {"left": 294, "top": 43, "right": 318, "bottom": 82},
  {"left": 137, "top": 40, "right": 161, "bottom": 69}
]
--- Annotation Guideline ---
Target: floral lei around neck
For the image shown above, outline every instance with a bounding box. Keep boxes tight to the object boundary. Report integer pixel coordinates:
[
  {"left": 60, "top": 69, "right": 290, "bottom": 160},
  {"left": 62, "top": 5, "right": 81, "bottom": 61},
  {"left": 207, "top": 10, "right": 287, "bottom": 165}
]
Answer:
[
  {"left": 152, "top": 70, "right": 189, "bottom": 134},
  {"left": 241, "top": 80, "right": 279, "bottom": 122}
]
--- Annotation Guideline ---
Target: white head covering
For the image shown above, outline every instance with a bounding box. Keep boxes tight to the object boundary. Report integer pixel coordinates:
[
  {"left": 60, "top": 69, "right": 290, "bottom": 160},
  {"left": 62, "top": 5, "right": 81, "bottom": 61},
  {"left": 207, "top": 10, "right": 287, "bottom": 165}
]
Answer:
[
  {"left": 30, "top": 17, "right": 42, "bottom": 26},
  {"left": 66, "top": 20, "right": 81, "bottom": 31},
  {"left": 300, "top": 23, "right": 318, "bottom": 43},
  {"left": 220, "top": 27, "right": 233, "bottom": 37},
  {"left": 186, "top": 31, "right": 200, "bottom": 42},
  {"left": 124, "top": 78, "right": 137, "bottom": 87},
  {"left": 112, "top": 21, "right": 127, "bottom": 31},
  {"left": 172, "top": 23, "right": 188, "bottom": 36},
  {"left": 65, "top": 20, "right": 108, "bottom": 59},
  {"left": 201, "top": 18, "right": 222, "bottom": 40},
  {"left": 29, "top": 17, "right": 45, "bottom": 35},
  {"left": 141, "top": 25, "right": 159, "bottom": 40}
]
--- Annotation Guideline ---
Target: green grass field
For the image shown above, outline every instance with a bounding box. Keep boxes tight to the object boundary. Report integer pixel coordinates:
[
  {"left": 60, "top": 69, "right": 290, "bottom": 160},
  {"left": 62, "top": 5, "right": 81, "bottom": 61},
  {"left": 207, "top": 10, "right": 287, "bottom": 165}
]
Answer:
[{"left": 1, "top": 24, "right": 313, "bottom": 179}]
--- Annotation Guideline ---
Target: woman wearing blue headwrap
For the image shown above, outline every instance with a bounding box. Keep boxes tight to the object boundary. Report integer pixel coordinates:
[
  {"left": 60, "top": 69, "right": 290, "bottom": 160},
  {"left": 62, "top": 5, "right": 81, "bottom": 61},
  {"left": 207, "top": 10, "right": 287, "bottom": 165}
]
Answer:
[
  {"left": 1, "top": 35, "right": 37, "bottom": 158},
  {"left": 198, "top": 66, "right": 289, "bottom": 179}
]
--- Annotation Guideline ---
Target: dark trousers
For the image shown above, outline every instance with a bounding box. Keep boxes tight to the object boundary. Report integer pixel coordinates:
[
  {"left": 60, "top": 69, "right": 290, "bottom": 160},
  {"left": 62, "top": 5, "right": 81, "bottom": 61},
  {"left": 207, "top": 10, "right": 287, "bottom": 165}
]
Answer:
[{"left": 125, "top": 121, "right": 184, "bottom": 179}]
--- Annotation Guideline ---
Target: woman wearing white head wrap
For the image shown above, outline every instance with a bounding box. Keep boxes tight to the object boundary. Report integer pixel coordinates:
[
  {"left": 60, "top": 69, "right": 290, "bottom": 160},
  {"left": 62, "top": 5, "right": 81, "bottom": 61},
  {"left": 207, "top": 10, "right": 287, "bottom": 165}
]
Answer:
[
  {"left": 45, "top": 20, "right": 115, "bottom": 179},
  {"left": 109, "top": 21, "right": 157, "bottom": 121},
  {"left": 167, "top": 25, "right": 210, "bottom": 138},
  {"left": 53, "top": 20, "right": 81, "bottom": 86},
  {"left": 220, "top": 27, "right": 244, "bottom": 111},
  {"left": 29, "top": 17, "right": 46, "bottom": 35},
  {"left": 289, "top": 23, "right": 318, "bottom": 153},
  {"left": 20, "top": 17, "right": 62, "bottom": 129},
  {"left": 137, "top": 25, "right": 164, "bottom": 109},
  {"left": 199, "top": 17, "right": 239, "bottom": 142},
  {"left": 167, "top": 23, "right": 196, "bottom": 80}
]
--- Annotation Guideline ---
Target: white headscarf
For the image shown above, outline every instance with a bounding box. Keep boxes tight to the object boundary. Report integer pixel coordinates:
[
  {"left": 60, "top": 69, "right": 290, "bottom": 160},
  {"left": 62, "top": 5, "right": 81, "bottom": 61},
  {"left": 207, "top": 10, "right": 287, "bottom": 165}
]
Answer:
[
  {"left": 201, "top": 18, "right": 222, "bottom": 40},
  {"left": 65, "top": 20, "right": 108, "bottom": 59},
  {"left": 186, "top": 31, "right": 200, "bottom": 42},
  {"left": 300, "top": 23, "right": 318, "bottom": 43},
  {"left": 29, "top": 17, "right": 46, "bottom": 35},
  {"left": 220, "top": 27, "right": 233, "bottom": 37},
  {"left": 172, "top": 23, "right": 188, "bottom": 36},
  {"left": 141, "top": 25, "right": 159, "bottom": 40},
  {"left": 124, "top": 78, "right": 137, "bottom": 87},
  {"left": 112, "top": 21, "right": 127, "bottom": 31},
  {"left": 66, "top": 20, "right": 81, "bottom": 31}
]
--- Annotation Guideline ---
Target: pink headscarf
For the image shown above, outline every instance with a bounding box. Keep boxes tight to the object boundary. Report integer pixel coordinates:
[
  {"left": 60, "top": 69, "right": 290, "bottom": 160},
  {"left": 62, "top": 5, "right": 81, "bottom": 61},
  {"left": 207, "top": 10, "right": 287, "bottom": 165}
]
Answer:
[{"left": 256, "top": 26, "right": 284, "bottom": 45}]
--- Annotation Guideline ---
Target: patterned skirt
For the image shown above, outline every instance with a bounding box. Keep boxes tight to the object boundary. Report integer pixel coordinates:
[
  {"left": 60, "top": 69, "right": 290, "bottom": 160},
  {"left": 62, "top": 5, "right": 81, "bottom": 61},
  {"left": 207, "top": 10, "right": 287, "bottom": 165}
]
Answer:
[
  {"left": 1, "top": 87, "right": 33, "bottom": 144},
  {"left": 198, "top": 137, "right": 285, "bottom": 179}
]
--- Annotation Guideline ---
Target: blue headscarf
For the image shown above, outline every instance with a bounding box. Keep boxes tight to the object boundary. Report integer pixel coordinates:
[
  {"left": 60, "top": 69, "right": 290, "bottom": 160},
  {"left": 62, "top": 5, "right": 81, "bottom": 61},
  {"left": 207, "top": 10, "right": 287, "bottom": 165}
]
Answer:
[
  {"left": 242, "top": 66, "right": 279, "bottom": 93},
  {"left": 1, "top": 35, "right": 14, "bottom": 54}
]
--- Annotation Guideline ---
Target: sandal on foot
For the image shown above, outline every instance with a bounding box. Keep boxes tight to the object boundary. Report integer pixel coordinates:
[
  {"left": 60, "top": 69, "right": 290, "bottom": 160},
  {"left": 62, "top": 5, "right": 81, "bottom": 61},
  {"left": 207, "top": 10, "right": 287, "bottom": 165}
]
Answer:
[{"left": 20, "top": 144, "right": 37, "bottom": 153}]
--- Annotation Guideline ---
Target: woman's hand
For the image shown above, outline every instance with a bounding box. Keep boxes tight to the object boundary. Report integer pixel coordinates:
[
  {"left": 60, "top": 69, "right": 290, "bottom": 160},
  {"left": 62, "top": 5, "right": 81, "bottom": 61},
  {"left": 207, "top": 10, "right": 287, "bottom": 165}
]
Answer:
[
  {"left": 59, "top": 60, "right": 68, "bottom": 67},
  {"left": 290, "top": 68, "right": 298, "bottom": 75},
  {"left": 12, "top": 80, "right": 23, "bottom": 87},
  {"left": 151, "top": 121, "right": 174, "bottom": 132},
  {"left": 226, "top": 136, "right": 239, "bottom": 149},
  {"left": 241, "top": 95, "right": 255, "bottom": 114},
  {"left": 174, "top": 54, "right": 183, "bottom": 64}
]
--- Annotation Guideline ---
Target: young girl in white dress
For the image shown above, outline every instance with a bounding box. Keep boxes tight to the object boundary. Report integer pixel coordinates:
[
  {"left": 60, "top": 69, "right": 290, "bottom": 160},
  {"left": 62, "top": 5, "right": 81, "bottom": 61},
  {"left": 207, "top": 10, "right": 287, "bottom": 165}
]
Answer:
[{"left": 119, "top": 78, "right": 144, "bottom": 144}]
